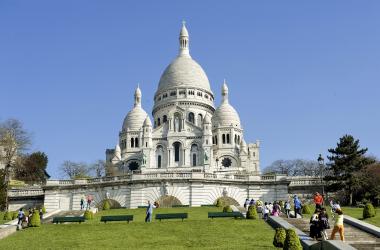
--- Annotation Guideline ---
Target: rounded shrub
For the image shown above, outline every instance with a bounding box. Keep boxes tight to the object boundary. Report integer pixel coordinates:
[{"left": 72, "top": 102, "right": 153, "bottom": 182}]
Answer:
[
  {"left": 363, "top": 203, "right": 376, "bottom": 219},
  {"left": 273, "top": 228, "right": 286, "bottom": 248},
  {"left": 29, "top": 211, "right": 41, "bottom": 227},
  {"left": 84, "top": 210, "right": 94, "bottom": 220},
  {"left": 222, "top": 205, "right": 233, "bottom": 212},
  {"left": 41, "top": 206, "right": 46, "bottom": 214},
  {"left": 302, "top": 204, "right": 312, "bottom": 214},
  {"left": 283, "top": 228, "right": 302, "bottom": 250},
  {"left": 215, "top": 198, "right": 224, "bottom": 207},
  {"left": 247, "top": 205, "right": 258, "bottom": 219},
  {"left": 102, "top": 200, "right": 111, "bottom": 210},
  {"left": 3, "top": 211, "right": 12, "bottom": 221}
]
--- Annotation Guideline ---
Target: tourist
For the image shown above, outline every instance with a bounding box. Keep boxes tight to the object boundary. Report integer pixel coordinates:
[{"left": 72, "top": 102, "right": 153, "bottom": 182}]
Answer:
[
  {"left": 330, "top": 208, "right": 344, "bottom": 241},
  {"left": 80, "top": 198, "right": 84, "bottom": 210},
  {"left": 318, "top": 207, "right": 330, "bottom": 240},
  {"left": 268, "top": 202, "right": 273, "bottom": 215},
  {"left": 313, "top": 192, "right": 323, "bottom": 209},
  {"left": 329, "top": 199, "right": 341, "bottom": 213},
  {"left": 293, "top": 195, "right": 302, "bottom": 218},
  {"left": 309, "top": 209, "right": 321, "bottom": 240},
  {"left": 284, "top": 201, "right": 291, "bottom": 218},
  {"left": 87, "top": 196, "right": 92, "bottom": 209},
  {"left": 17, "top": 208, "right": 24, "bottom": 225},
  {"left": 249, "top": 199, "right": 255, "bottom": 206},
  {"left": 145, "top": 200, "right": 156, "bottom": 223},
  {"left": 272, "top": 202, "right": 281, "bottom": 217},
  {"left": 263, "top": 202, "right": 270, "bottom": 221},
  {"left": 39, "top": 209, "right": 43, "bottom": 221},
  {"left": 244, "top": 199, "right": 249, "bottom": 210}
]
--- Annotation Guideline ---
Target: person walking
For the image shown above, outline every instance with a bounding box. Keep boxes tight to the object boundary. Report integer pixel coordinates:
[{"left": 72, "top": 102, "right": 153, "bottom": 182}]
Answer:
[
  {"left": 17, "top": 208, "right": 24, "bottom": 225},
  {"left": 313, "top": 192, "right": 323, "bottom": 209},
  {"left": 80, "top": 198, "right": 84, "bottom": 210},
  {"left": 318, "top": 207, "right": 330, "bottom": 240},
  {"left": 145, "top": 200, "right": 156, "bottom": 223},
  {"left": 309, "top": 209, "right": 321, "bottom": 240},
  {"left": 244, "top": 199, "right": 249, "bottom": 210},
  {"left": 39, "top": 209, "right": 43, "bottom": 221},
  {"left": 272, "top": 202, "right": 281, "bottom": 217},
  {"left": 330, "top": 208, "right": 345, "bottom": 241},
  {"left": 263, "top": 202, "right": 270, "bottom": 221},
  {"left": 293, "top": 195, "right": 302, "bottom": 218},
  {"left": 284, "top": 201, "right": 291, "bottom": 218}
]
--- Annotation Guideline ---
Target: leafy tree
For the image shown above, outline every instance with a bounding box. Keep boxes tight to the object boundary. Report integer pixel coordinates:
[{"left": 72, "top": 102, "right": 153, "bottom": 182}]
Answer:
[
  {"left": 325, "top": 135, "right": 375, "bottom": 205},
  {"left": 14, "top": 151, "right": 48, "bottom": 183},
  {"left": 0, "top": 119, "right": 31, "bottom": 210},
  {"left": 352, "top": 161, "right": 380, "bottom": 205}
]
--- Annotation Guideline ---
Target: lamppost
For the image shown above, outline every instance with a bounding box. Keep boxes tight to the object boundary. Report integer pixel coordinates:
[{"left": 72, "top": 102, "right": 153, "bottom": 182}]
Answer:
[{"left": 317, "top": 154, "right": 325, "bottom": 198}]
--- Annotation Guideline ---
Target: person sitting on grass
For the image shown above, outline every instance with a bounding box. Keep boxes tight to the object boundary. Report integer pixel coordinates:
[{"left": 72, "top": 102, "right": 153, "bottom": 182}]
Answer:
[{"left": 330, "top": 208, "right": 345, "bottom": 242}]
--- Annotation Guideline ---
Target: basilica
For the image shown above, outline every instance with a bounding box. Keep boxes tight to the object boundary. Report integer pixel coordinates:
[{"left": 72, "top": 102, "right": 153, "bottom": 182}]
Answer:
[{"left": 106, "top": 23, "right": 260, "bottom": 175}]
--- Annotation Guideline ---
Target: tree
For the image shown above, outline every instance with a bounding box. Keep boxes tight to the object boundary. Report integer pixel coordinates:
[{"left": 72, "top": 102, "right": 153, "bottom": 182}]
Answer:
[
  {"left": 14, "top": 151, "right": 49, "bottom": 183},
  {"left": 354, "top": 161, "right": 380, "bottom": 205},
  {"left": 60, "top": 161, "right": 90, "bottom": 179},
  {"left": 0, "top": 119, "right": 31, "bottom": 210},
  {"left": 325, "top": 135, "right": 375, "bottom": 205},
  {"left": 90, "top": 160, "right": 106, "bottom": 178},
  {"left": 264, "top": 159, "right": 321, "bottom": 176}
]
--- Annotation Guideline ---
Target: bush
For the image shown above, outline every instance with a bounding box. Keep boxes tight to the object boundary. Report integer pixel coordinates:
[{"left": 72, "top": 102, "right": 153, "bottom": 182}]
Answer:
[
  {"left": 29, "top": 211, "right": 41, "bottom": 227},
  {"left": 12, "top": 211, "right": 18, "bottom": 220},
  {"left": 278, "top": 200, "right": 284, "bottom": 208},
  {"left": 84, "top": 210, "right": 94, "bottom": 220},
  {"left": 41, "top": 206, "right": 46, "bottom": 214},
  {"left": 302, "top": 204, "right": 312, "bottom": 214},
  {"left": 102, "top": 200, "right": 111, "bottom": 210},
  {"left": 273, "top": 228, "right": 286, "bottom": 248},
  {"left": 247, "top": 205, "right": 258, "bottom": 219},
  {"left": 283, "top": 228, "right": 302, "bottom": 250},
  {"left": 363, "top": 203, "right": 376, "bottom": 219},
  {"left": 223, "top": 205, "right": 233, "bottom": 212},
  {"left": 3, "top": 211, "right": 12, "bottom": 221},
  {"left": 216, "top": 198, "right": 224, "bottom": 207}
]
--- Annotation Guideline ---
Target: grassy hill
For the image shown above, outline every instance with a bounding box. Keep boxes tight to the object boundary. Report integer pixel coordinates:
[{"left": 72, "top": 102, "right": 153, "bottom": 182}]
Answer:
[{"left": 0, "top": 207, "right": 276, "bottom": 249}]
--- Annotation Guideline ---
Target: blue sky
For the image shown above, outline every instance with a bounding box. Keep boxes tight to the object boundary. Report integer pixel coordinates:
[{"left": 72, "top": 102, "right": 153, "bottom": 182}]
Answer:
[{"left": 1, "top": 1, "right": 379, "bottom": 178}]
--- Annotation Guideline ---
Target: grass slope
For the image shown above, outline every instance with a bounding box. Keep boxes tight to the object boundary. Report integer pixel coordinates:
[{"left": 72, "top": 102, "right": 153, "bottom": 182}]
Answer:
[
  {"left": 0, "top": 207, "right": 276, "bottom": 250},
  {"left": 342, "top": 207, "right": 380, "bottom": 227}
]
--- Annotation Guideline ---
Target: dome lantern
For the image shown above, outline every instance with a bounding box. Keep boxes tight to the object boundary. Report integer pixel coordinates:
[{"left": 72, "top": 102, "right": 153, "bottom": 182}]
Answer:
[{"left": 179, "top": 21, "right": 190, "bottom": 57}]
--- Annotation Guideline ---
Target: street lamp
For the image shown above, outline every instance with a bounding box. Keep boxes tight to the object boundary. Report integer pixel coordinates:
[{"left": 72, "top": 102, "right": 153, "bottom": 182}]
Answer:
[{"left": 317, "top": 154, "right": 325, "bottom": 197}]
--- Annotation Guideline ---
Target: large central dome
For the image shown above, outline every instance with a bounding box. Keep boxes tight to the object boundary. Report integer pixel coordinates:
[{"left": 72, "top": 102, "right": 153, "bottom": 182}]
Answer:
[
  {"left": 155, "top": 22, "right": 212, "bottom": 95},
  {"left": 157, "top": 56, "right": 211, "bottom": 94}
]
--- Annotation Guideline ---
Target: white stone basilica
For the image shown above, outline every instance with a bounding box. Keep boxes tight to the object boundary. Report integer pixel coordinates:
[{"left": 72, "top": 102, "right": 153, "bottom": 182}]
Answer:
[{"left": 106, "top": 23, "right": 260, "bottom": 175}]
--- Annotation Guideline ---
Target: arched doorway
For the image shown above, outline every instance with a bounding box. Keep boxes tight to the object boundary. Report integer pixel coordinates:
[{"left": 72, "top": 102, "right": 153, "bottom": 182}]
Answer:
[
  {"left": 156, "top": 195, "right": 182, "bottom": 208},
  {"left": 214, "top": 196, "right": 240, "bottom": 207},
  {"left": 96, "top": 199, "right": 122, "bottom": 209},
  {"left": 128, "top": 161, "right": 139, "bottom": 171}
]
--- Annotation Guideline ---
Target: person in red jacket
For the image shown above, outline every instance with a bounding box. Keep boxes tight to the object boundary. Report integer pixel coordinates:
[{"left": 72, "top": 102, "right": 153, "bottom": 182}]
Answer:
[{"left": 314, "top": 192, "right": 323, "bottom": 209}]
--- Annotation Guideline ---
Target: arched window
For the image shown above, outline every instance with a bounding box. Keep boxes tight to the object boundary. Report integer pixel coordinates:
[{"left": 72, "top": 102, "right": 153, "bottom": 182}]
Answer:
[
  {"left": 197, "top": 114, "right": 203, "bottom": 126},
  {"left": 174, "top": 113, "right": 181, "bottom": 132},
  {"left": 163, "top": 115, "right": 167, "bottom": 123},
  {"left": 188, "top": 112, "right": 195, "bottom": 124},
  {"left": 237, "top": 135, "right": 240, "bottom": 144},
  {"left": 156, "top": 146, "right": 163, "bottom": 168},
  {"left": 173, "top": 142, "right": 181, "bottom": 162},
  {"left": 135, "top": 138, "right": 139, "bottom": 148},
  {"left": 191, "top": 144, "right": 198, "bottom": 166},
  {"left": 131, "top": 138, "right": 134, "bottom": 148},
  {"left": 212, "top": 137, "right": 215, "bottom": 144},
  {"left": 215, "top": 136, "right": 218, "bottom": 145},
  {"left": 157, "top": 155, "right": 162, "bottom": 168},
  {"left": 235, "top": 135, "right": 237, "bottom": 143},
  {"left": 192, "top": 154, "right": 197, "bottom": 166},
  {"left": 157, "top": 118, "right": 161, "bottom": 126},
  {"left": 222, "top": 134, "right": 226, "bottom": 144},
  {"left": 227, "top": 134, "right": 230, "bottom": 144}
]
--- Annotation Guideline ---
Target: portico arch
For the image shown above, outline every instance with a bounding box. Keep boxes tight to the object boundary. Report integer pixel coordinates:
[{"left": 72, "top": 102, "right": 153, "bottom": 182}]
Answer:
[{"left": 156, "top": 195, "right": 182, "bottom": 208}]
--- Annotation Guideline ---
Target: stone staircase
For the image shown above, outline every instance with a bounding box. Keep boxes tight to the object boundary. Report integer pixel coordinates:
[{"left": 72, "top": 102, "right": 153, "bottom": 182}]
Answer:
[{"left": 282, "top": 216, "right": 380, "bottom": 250}]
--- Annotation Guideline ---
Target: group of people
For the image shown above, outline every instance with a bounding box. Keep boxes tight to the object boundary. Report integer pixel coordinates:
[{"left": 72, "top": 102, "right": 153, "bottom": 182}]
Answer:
[
  {"left": 309, "top": 192, "right": 344, "bottom": 241},
  {"left": 80, "top": 196, "right": 93, "bottom": 210},
  {"left": 17, "top": 207, "right": 43, "bottom": 228}
]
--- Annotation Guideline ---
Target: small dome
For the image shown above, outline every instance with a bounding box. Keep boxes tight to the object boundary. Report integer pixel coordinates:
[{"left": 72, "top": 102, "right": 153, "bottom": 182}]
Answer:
[
  {"left": 143, "top": 116, "right": 152, "bottom": 127},
  {"left": 212, "top": 102, "right": 241, "bottom": 128},
  {"left": 157, "top": 56, "right": 212, "bottom": 94},
  {"left": 122, "top": 106, "right": 148, "bottom": 131}
]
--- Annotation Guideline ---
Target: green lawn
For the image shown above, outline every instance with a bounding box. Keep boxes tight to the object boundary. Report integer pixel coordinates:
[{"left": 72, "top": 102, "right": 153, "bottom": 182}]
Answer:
[
  {"left": 342, "top": 206, "right": 380, "bottom": 227},
  {"left": 0, "top": 207, "right": 276, "bottom": 249}
]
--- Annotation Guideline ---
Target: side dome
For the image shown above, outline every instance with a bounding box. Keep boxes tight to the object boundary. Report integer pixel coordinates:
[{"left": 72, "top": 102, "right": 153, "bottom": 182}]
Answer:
[
  {"left": 122, "top": 107, "right": 148, "bottom": 131},
  {"left": 157, "top": 56, "right": 212, "bottom": 94},
  {"left": 212, "top": 81, "right": 241, "bottom": 128},
  {"left": 122, "top": 85, "right": 148, "bottom": 131}
]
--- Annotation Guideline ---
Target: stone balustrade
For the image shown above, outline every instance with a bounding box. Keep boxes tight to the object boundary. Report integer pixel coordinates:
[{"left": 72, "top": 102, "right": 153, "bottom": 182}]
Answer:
[{"left": 8, "top": 188, "right": 44, "bottom": 197}]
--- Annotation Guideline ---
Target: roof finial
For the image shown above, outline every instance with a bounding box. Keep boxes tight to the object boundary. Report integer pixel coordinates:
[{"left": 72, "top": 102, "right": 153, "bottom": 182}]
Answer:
[
  {"left": 179, "top": 21, "right": 190, "bottom": 57},
  {"left": 222, "top": 79, "right": 229, "bottom": 104},
  {"left": 134, "top": 84, "right": 142, "bottom": 107}
]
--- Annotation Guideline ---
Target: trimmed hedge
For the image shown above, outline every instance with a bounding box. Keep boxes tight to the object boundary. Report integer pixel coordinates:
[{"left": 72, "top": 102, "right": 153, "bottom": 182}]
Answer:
[
  {"left": 222, "top": 205, "right": 233, "bottom": 213},
  {"left": 363, "top": 203, "right": 376, "bottom": 219},
  {"left": 246, "top": 205, "right": 258, "bottom": 219},
  {"left": 103, "top": 200, "right": 111, "bottom": 210},
  {"left": 41, "top": 206, "right": 46, "bottom": 214},
  {"left": 29, "top": 212, "right": 41, "bottom": 227},
  {"left": 302, "top": 204, "right": 312, "bottom": 214},
  {"left": 273, "top": 228, "right": 286, "bottom": 248},
  {"left": 3, "top": 211, "right": 12, "bottom": 221},
  {"left": 284, "top": 228, "right": 302, "bottom": 250},
  {"left": 216, "top": 198, "right": 224, "bottom": 207},
  {"left": 84, "top": 210, "right": 94, "bottom": 220}
]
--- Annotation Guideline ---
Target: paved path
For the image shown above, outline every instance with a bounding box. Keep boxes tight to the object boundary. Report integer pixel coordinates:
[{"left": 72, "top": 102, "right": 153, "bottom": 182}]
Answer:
[{"left": 283, "top": 216, "right": 380, "bottom": 250}]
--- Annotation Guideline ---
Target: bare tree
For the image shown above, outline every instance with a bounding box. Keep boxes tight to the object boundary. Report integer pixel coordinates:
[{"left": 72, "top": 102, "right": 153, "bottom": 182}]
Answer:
[
  {"left": 60, "top": 161, "right": 90, "bottom": 179},
  {"left": 0, "top": 119, "right": 31, "bottom": 210},
  {"left": 264, "top": 159, "right": 321, "bottom": 177},
  {"left": 90, "top": 160, "right": 106, "bottom": 178}
]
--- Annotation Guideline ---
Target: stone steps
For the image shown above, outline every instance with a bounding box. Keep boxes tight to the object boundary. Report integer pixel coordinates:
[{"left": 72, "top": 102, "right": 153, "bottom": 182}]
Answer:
[{"left": 282, "top": 216, "right": 380, "bottom": 250}]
